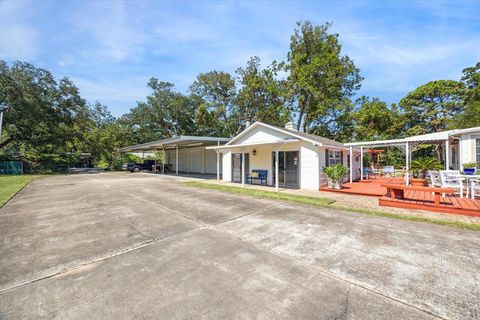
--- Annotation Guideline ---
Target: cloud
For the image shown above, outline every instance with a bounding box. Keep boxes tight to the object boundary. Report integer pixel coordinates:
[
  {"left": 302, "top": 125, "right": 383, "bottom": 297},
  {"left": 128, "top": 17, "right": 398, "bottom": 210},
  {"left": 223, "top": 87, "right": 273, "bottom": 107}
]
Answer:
[
  {"left": 0, "top": 1, "right": 39, "bottom": 60},
  {"left": 73, "top": 2, "right": 149, "bottom": 62}
]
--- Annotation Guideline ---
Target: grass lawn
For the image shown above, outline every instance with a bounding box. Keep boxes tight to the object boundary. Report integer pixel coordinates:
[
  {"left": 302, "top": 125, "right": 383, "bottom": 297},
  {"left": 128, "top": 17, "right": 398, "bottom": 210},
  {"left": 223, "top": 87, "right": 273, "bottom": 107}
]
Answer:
[
  {"left": 0, "top": 175, "right": 37, "bottom": 208},
  {"left": 182, "top": 181, "right": 480, "bottom": 232}
]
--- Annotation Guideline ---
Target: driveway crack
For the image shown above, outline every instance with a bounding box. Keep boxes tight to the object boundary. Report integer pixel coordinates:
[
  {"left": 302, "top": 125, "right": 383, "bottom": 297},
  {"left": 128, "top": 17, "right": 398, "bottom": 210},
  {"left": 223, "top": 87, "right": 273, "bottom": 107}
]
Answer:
[{"left": 334, "top": 284, "right": 351, "bottom": 320}]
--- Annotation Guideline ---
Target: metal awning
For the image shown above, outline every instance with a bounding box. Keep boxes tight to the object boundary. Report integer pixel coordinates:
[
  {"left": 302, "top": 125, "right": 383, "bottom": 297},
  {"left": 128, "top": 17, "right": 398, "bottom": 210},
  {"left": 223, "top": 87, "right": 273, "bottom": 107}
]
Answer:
[
  {"left": 119, "top": 136, "right": 231, "bottom": 152},
  {"left": 345, "top": 126, "right": 480, "bottom": 148}
]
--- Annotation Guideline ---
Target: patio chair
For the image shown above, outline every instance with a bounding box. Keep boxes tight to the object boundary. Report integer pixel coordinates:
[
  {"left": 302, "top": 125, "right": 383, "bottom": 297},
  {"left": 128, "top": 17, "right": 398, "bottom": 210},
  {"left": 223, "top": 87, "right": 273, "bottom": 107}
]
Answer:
[
  {"left": 439, "top": 170, "right": 464, "bottom": 198},
  {"left": 471, "top": 179, "right": 480, "bottom": 199},
  {"left": 383, "top": 166, "right": 394, "bottom": 177},
  {"left": 426, "top": 170, "right": 442, "bottom": 188},
  {"left": 358, "top": 168, "right": 370, "bottom": 180}
]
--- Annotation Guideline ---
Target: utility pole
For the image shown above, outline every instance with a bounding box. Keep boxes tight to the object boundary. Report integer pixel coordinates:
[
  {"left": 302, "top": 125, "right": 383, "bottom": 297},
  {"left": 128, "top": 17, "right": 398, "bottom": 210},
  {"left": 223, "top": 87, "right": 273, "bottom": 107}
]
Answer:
[
  {"left": 0, "top": 105, "right": 6, "bottom": 141},
  {"left": 0, "top": 110, "right": 3, "bottom": 140}
]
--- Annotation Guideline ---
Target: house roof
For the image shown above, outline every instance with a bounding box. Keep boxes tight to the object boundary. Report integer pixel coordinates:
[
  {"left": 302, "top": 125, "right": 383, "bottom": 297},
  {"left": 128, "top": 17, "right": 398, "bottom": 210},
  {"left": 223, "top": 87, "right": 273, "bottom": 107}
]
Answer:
[
  {"left": 223, "top": 122, "right": 347, "bottom": 149},
  {"left": 119, "top": 136, "right": 230, "bottom": 152}
]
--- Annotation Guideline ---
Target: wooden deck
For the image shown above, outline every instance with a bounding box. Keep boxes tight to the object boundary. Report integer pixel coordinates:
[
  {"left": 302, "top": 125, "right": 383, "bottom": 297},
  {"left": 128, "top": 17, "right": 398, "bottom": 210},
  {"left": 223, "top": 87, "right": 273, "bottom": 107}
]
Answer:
[{"left": 320, "top": 177, "right": 480, "bottom": 216}]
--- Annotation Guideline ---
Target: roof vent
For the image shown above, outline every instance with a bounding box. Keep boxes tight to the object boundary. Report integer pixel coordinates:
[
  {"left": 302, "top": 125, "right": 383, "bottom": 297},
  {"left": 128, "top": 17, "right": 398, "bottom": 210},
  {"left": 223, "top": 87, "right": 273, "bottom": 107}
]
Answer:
[{"left": 285, "top": 122, "right": 297, "bottom": 131}]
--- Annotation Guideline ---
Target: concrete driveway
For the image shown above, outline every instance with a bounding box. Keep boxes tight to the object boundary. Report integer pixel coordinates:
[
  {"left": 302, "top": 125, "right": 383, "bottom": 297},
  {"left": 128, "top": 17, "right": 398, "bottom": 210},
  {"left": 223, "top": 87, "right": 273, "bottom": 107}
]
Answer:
[{"left": 0, "top": 173, "right": 478, "bottom": 320}]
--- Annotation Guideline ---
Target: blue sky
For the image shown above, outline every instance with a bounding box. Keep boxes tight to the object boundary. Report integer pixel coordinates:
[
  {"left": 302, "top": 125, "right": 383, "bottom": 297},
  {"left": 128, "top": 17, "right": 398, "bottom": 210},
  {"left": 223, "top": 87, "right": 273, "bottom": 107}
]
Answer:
[{"left": 1, "top": 0, "right": 479, "bottom": 117}]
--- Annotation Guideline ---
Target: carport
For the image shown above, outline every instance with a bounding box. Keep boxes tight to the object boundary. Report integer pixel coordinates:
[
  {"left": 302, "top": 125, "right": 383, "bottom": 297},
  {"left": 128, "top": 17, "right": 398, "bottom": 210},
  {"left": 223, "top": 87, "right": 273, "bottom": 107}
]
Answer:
[{"left": 119, "top": 136, "right": 230, "bottom": 177}]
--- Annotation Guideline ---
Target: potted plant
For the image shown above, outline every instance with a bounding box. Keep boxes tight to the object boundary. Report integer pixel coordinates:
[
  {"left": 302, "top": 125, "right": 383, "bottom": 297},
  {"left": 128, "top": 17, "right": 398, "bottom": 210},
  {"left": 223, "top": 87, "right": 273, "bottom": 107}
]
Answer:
[
  {"left": 463, "top": 162, "right": 478, "bottom": 175},
  {"left": 410, "top": 157, "right": 443, "bottom": 186},
  {"left": 324, "top": 164, "right": 348, "bottom": 189}
]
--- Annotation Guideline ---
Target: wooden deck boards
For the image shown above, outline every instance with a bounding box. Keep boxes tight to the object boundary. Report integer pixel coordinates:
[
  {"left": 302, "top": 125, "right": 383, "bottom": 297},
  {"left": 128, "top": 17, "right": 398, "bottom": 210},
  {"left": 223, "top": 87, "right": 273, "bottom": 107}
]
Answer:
[{"left": 320, "top": 177, "right": 480, "bottom": 216}]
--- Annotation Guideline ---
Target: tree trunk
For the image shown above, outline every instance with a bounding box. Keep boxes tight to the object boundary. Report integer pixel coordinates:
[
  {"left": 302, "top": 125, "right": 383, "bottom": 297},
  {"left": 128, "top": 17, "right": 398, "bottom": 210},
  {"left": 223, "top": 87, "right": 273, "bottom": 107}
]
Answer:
[{"left": 0, "top": 136, "right": 13, "bottom": 149}]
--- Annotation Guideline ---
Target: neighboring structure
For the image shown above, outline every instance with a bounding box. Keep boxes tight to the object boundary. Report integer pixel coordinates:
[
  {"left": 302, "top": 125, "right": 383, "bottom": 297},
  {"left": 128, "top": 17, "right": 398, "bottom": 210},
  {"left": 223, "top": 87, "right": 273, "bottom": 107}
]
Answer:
[
  {"left": 207, "top": 122, "right": 350, "bottom": 191},
  {"left": 119, "top": 136, "right": 230, "bottom": 175},
  {"left": 345, "top": 126, "right": 480, "bottom": 184}
]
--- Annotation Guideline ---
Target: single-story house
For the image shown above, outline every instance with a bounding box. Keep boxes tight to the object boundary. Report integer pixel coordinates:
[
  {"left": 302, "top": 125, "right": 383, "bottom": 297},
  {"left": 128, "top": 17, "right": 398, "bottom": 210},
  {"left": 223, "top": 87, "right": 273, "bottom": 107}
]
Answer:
[{"left": 207, "top": 122, "right": 355, "bottom": 190}]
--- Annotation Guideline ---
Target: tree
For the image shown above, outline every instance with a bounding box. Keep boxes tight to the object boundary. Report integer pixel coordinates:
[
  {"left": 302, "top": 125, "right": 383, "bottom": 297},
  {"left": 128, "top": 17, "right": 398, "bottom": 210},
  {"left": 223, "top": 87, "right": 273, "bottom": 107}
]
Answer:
[
  {"left": 122, "top": 78, "right": 197, "bottom": 143},
  {"left": 0, "top": 61, "right": 96, "bottom": 164},
  {"left": 400, "top": 80, "right": 464, "bottom": 135},
  {"left": 287, "top": 21, "right": 362, "bottom": 134},
  {"left": 455, "top": 62, "right": 480, "bottom": 128},
  {"left": 236, "top": 57, "right": 291, "bottom": 130},
  {"left": 352, "top": 97, "right": 403, "bottom": 141},
  {"left": 189, "top": 71, "right": 237, "bottom": 137}
]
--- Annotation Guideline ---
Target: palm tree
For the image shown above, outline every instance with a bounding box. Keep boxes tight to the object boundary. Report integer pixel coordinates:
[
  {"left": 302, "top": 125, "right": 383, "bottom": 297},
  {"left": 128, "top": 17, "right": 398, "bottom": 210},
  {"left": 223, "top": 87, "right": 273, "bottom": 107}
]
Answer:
[{"left": 410, "top": 157, "right": 443, "bottom": 178}]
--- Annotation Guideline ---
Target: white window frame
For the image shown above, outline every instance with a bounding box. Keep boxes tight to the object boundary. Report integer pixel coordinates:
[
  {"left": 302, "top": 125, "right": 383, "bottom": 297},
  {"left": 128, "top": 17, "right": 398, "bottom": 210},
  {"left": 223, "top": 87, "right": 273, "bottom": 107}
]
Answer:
[{"left": 328, "top": 150, "right": 342, "bottom": 166}]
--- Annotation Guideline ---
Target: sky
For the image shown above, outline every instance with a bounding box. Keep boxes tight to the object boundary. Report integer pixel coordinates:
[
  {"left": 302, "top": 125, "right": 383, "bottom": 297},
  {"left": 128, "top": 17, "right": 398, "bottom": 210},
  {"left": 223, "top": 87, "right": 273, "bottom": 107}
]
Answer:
[{"left": 1, "top": 0, "right": 479, "bottom": 117}]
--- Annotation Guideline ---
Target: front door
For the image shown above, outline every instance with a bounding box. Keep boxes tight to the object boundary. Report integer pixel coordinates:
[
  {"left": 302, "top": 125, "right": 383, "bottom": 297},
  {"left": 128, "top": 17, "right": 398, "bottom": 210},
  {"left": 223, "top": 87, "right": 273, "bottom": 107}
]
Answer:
[
  {"left": 232, "top": 153, "right": 249, "bottom": 183},
  {"left": 272, "top": 151, "right": 299, "bottom": 188}
]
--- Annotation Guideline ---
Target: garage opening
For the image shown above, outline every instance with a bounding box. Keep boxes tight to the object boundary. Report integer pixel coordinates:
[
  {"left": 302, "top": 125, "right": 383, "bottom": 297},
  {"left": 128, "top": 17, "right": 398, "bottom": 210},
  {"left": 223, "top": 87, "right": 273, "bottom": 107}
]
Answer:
[{"left": 119, "top": 136, "right": 230, "bottom": 177}]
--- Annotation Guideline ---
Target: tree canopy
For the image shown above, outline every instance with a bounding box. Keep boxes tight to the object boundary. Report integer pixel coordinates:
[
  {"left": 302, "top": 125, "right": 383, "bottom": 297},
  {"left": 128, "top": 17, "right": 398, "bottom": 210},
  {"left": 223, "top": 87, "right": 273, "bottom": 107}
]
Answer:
[{"left": 1, "top": 20, "right": 479, "bottom": 168}]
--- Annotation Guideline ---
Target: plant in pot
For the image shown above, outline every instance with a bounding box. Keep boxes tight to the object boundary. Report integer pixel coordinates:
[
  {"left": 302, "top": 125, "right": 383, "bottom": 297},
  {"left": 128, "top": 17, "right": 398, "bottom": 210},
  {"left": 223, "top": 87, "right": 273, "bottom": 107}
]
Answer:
[
  {"left": 324, "top": 164, "right": 348, "bottom": 189},
  {"left": 463, "top": 162, "right": 478, "bottom": 175},
  {"left": 410, "top": 157, "right": 443, "bottom": 186}
]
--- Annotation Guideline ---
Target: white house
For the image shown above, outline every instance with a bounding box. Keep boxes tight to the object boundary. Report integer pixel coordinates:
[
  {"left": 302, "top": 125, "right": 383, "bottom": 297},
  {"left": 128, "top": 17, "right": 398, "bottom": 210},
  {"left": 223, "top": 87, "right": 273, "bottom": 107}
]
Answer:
[{"left": 207, "top": 122, "right": 351, "bottom": 190}]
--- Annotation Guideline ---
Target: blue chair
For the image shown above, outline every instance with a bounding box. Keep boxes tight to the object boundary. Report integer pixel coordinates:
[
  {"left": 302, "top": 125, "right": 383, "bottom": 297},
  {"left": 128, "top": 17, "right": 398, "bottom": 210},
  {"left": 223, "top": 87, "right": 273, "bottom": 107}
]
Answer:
[{"left": 246, "top": 169, "right": 268, "bottom": 186}]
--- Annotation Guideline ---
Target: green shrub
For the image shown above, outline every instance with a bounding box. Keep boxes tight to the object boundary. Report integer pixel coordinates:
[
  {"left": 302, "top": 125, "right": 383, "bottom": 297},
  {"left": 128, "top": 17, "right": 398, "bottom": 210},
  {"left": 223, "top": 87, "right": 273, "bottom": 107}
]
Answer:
[
  {"left": 463, "top": 162, "right": 478, "bottom": 168},
  {"left": 323, "top": 164, "right": 347, "bottom": 180},
  {"left": 410, "top": 157, "right": 443, "bottom": 178}
]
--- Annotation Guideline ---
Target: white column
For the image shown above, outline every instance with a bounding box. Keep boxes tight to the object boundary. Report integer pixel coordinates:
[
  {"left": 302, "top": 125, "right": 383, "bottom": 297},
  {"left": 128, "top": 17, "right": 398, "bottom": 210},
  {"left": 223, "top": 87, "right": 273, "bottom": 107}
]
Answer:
[
  {"left": 175, "top": 145, "right": 178, "bottom": 175},
  {"left": 162, "top": 147, "right": 165, "bottom": 174},
  {"left": 349, "top": 146, "right": 353, "bottom": 183},
  {"left": 405, "top": 142, "right": 409, "bottom": 185},
  {"left": 241, "top": 152, "right": 245, "bottom": 187},
  {"left": 360, "top": 146, "right": 364, "bottom": 181},
  {"left": 216, "top": 151, "right": 220, "bottom": 184},
  {"left": 458, "top": 139, "right": 463, "bottom": 171},
  {"left": 275, "top": 150, "right": 279, "bottom": 192},
  {"left": 445, "top": 139, "right": 450, "bottom": 170}
]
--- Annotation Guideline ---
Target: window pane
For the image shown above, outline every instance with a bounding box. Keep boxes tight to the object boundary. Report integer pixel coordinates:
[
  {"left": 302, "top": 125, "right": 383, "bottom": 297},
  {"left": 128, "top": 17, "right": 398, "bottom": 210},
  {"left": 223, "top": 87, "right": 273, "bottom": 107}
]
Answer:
[{"left": 329, "top": 150, "right": 342, "bottom": 165}]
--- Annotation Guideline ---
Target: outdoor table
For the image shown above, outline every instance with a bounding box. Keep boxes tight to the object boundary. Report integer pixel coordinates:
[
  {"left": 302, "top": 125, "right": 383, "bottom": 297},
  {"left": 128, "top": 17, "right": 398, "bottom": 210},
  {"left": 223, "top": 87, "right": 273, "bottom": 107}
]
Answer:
[{"left": 460, "top": 174, "right": 480, "bottom": 199}]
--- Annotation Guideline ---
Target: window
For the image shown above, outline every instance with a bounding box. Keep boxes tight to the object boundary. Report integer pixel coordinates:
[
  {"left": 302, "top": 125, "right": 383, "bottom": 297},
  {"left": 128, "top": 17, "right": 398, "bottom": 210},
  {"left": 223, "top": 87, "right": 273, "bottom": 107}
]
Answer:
[
  {"left": 328, "top": 150, "right": 342, "bottom": 165},
  {"left": 476, "top": 139, "right": 480, "bottom": 169}
]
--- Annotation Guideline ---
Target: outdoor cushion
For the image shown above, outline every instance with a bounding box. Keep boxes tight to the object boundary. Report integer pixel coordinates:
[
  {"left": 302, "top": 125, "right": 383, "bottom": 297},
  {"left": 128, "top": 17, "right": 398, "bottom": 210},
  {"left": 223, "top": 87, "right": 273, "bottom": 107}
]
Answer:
[{"left": 250, "top": 172, "right": 259, "bottom": 178}]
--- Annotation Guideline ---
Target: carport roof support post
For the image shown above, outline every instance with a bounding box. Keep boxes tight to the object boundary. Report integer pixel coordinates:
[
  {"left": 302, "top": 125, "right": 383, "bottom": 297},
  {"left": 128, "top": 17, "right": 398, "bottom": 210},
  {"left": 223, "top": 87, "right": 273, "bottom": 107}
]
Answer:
[
  {"left": 176, "top": 145, "right": 178, "bottom": 175},
  {"left": 241, "top": 152, "right": 245, "bottom": 187},
  {"left": 275, "top": 150, "right": 279, "bottom": 192},
  {"left": 349, "top": 146, "right": 353, "bottom": 183},
  {"left": 405, "top": 142, "right": 409, "bottom": 185},
  {"left": 216, "top": 151, "right": 220, "bottom": 184}
]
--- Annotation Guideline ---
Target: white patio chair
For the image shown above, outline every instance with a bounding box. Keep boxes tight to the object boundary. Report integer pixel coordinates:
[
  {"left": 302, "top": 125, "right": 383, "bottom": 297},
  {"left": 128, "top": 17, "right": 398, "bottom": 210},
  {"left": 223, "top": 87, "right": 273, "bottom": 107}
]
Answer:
[
  {"left": 439, "top": 170, "right": 464, "bottom": 198},
  {"left": 384, "top": 166, "right": 394, "bottom": 177},
  {"left": 427, "top": 170, "right": 442, "bottom": 187},
  {"left": 471, "top": 179, "right": 480, "bottom": 199}
]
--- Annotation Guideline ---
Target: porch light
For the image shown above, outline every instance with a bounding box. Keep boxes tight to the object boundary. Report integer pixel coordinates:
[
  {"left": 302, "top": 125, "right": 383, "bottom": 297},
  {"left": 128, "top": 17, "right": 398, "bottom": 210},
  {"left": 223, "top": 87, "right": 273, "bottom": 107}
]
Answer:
[{"left": 252, "top": 149, "right": 257, "bottom": 156}]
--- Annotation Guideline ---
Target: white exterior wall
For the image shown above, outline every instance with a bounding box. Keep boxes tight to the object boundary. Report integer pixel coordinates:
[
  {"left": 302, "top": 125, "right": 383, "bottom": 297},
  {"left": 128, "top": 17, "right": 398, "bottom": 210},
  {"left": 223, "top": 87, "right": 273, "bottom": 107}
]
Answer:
[
  {"left": 457, "top": 133, "right": 480, "bottom": 169},
  {"left": 189, "top": 149, "right": 202, "bottom": 172},
  {"left": 235, "top": 126, "right": 291, "bottom": 144},
  {"left": 166, "top": 147, "right": 219, "bottom": 174},
  {"left": 206, "top": 149, "right": 221, "bottom": 174},
  {"left": 222, "top": 151, "right": 232, "bottom": 182},
  {"left": 248, "top": 145, "right": 274, "bottom": 185},
  {"left": 300, "top": 142, "right": 320, "bottom": 190}
]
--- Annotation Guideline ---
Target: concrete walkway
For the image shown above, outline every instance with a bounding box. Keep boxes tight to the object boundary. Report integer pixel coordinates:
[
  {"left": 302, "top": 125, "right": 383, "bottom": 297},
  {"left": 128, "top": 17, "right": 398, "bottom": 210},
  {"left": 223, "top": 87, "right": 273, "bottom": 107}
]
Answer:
[{"left": 0, "top": 173, "right": 479, "bottom": 319}]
